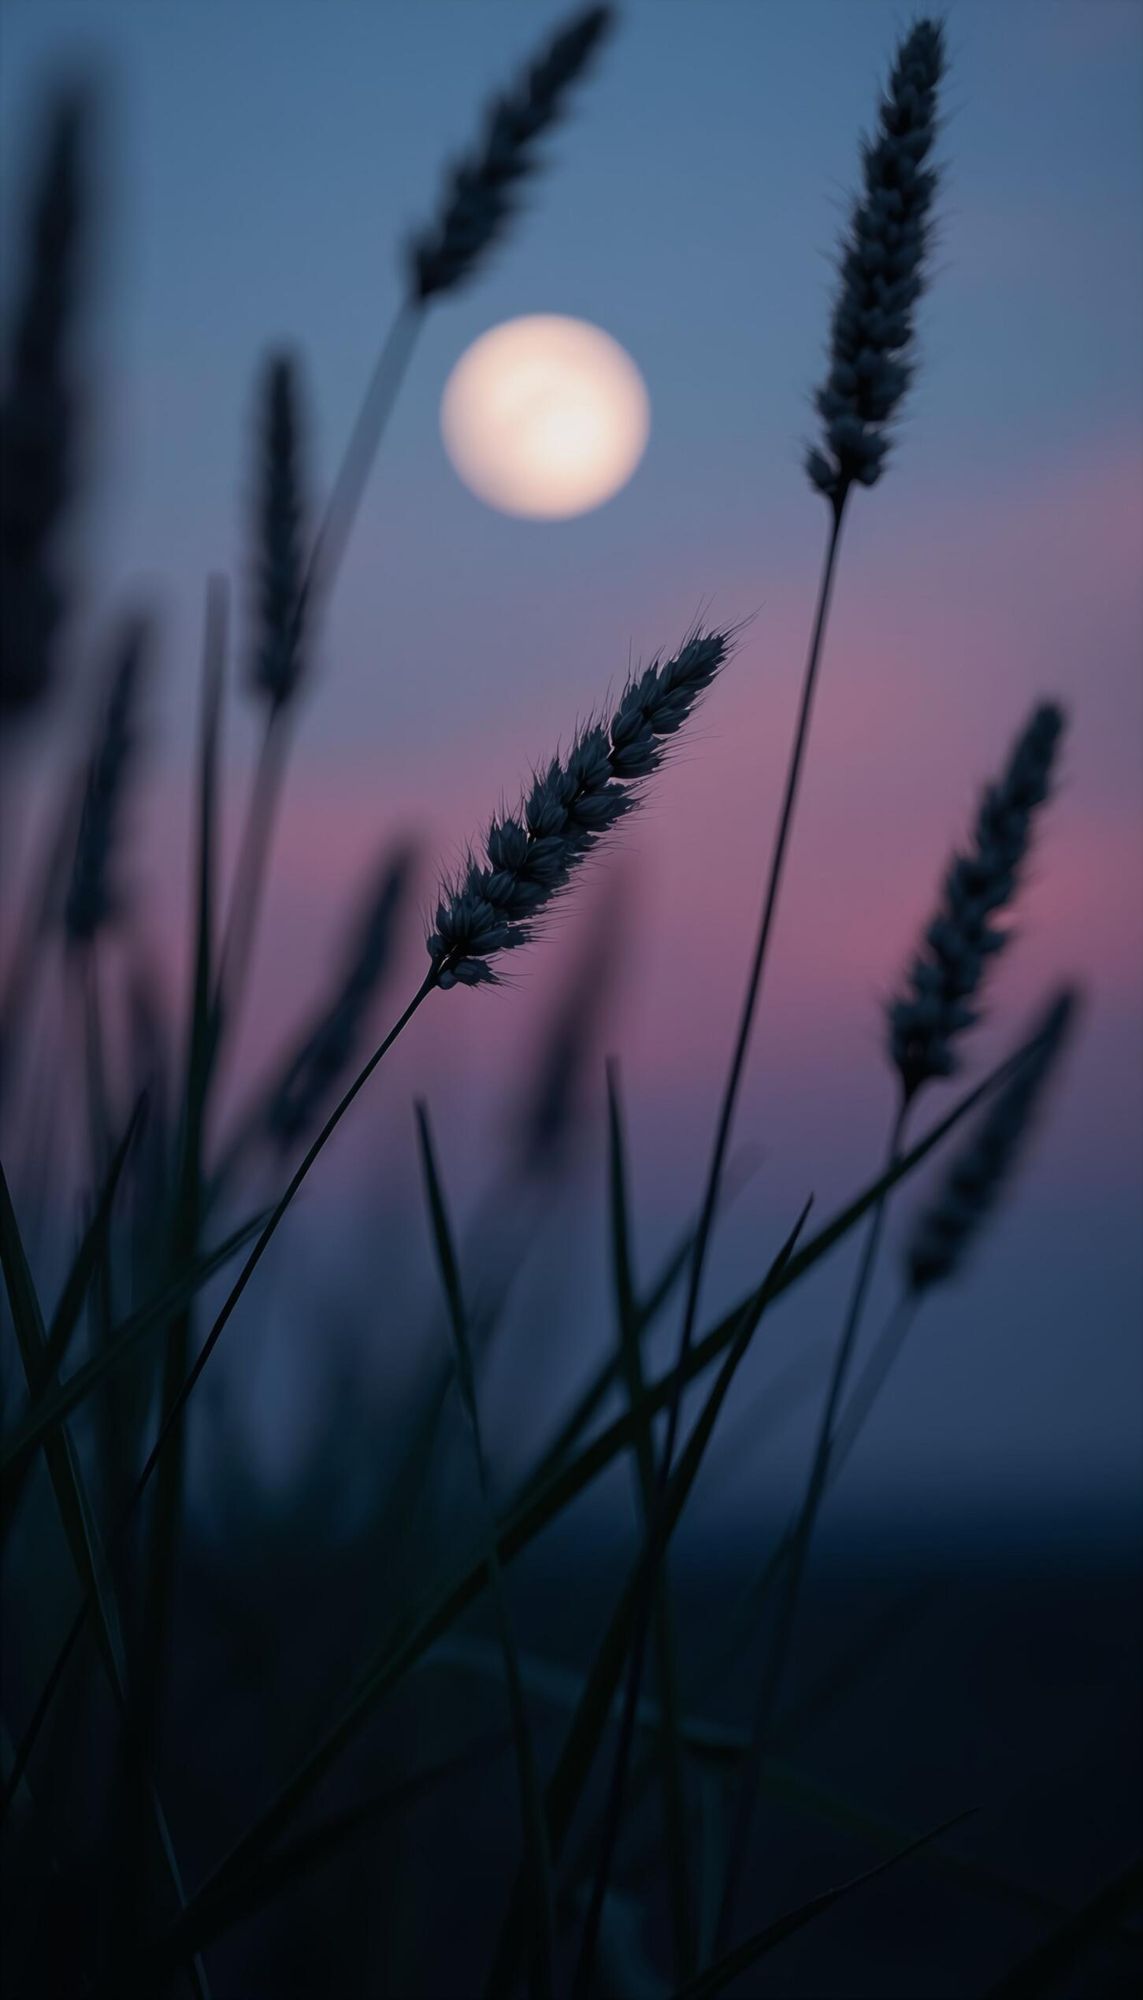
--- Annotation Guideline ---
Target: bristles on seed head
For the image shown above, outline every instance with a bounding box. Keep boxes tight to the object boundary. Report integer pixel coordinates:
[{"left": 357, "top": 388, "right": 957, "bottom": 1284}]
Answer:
[
  {"left": 905, "top": 987, "right": 1078, "bottom": 1292},
  {"left": 427, "top": 627, "right": 732, "bottom": 988},
  {"left": 407, "top": 6, "right": 613, "bottom": 303},
  {"left": 807, "top": 18, "right": 945, "bottom": 506},
  {"left": 889, "top": 700, "right": 1065, "bottom": 1101}
]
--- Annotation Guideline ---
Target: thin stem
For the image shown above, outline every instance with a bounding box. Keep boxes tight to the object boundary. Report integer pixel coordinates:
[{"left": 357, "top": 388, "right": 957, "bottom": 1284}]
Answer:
[
  {"left": 665, "top": 493, "right": 848, "bottom": 1482},
  {"left": 577, "top": 494, "right": 849, "bottom": 1990},
  {"left": 215, "top": 302, "right": 423, "bottom": 1066},
  {"left": 714, "top": 1092, "right": 908, "bottom": 1954},
  {"left": 214, "top": 706, "right": 286, "bottom": 1033},
  {"left": 132, "top": 973, "right": 435, "bottom": 1508},
  {"left": 2, "top": 976, "right": 435, "bottom": 1809},
  {"left": 831, "top": 1290, "right": 918, "bottom": 1471},
  {"left": 302, "top": 298, "right": 422, "bottom": 615}
]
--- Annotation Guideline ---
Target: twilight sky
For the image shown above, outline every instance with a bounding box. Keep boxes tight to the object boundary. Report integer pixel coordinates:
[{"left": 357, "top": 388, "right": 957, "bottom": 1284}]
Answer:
[{"left": 3, "top": 0, "right": 1141, "bottom": 1522}]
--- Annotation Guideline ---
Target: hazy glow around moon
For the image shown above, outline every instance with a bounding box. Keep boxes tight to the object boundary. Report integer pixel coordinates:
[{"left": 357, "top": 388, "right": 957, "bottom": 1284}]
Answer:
[{"left": 440, "top": 315, "right": 650, "bottom": 519}]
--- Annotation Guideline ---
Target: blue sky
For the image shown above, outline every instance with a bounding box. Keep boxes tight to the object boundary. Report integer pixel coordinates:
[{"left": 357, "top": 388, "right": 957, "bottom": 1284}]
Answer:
[{"left": 3, "top": 1, "right": 1141, "bottom": 1519}]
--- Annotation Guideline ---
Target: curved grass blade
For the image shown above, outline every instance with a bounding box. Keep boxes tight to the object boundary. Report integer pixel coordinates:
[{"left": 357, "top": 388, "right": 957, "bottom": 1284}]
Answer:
[
  {"left": 490, "top": 1202, "right": 814, "bottom": 2000},
  {"left": 0, "top": 1161, "right": 209, "bottom": 1996},
  {"left": 984, "top": 1858, "right": 1143, "bottom": 2000},
  {"left": 0, "top": 1207, "right": 268, "bottom": 1487},
  {"left": 128, "top": 1041, "right": 1031, "bottom": 1976},
  {"left": 138, "top": 1734, "right": 510, "bottom": 1976},
  {"left": 673, "top": 1808, "right": 977, "bottom": 1999},
  {"left": 608, "top": 1062, "right": 694, "bottom": 1981},
  {"left": 1, "top": 1097, "right": 146, "bottom": 1535},
  {"left": 415, "top": 1101, "right": 555, "bottom": 2000}
]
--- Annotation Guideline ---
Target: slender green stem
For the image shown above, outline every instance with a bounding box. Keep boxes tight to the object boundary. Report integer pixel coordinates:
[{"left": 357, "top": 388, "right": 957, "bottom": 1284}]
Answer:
[
  {"left": 715, "top": 1093, "right": 907, "bottom": 1954},
  {"left": 580, "top": 494, "right": 849, "bottom": 1993}
]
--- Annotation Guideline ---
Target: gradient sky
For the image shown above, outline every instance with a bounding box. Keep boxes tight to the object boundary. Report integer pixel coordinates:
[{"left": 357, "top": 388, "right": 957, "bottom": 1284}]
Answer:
[{"left": 3, "top": 1, "right": 1141, "bottom": 1521}]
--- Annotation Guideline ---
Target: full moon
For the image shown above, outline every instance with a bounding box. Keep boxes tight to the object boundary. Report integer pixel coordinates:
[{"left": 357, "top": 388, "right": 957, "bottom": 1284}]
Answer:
[{"left": 440, "top": 315, "right": 650, "bottom": 519}]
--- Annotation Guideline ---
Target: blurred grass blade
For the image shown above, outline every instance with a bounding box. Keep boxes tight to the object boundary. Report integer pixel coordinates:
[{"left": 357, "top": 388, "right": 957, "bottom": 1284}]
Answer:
[
  {"left": 524, "top": 1150, "right": 759, "bottom": 1495},
  {"left": 2, "top": 1095, "right": 145, "bottom": 1534},
  {"left": 0, "top": 1166, "right": 207, "bottom": 1995},
  {"left": 45, "top": 1093, "right": 146, "bottom": 1379},
  {"left": 984, "top": 1858, "right": 1143, "bottom": 2000},
  {"left": 415, "top": 1101, "right": 555, "bottom": 2000},
  {"left": 138, "top": 579, "right": 226, "bottom": 1760},
  {"left": 0, "top": 1208, "right": 267, "bottom": 1486},
  {"left": 487, "top": 1202, "right": 813, "bottom": 1999},
  {"left": 696, "top": 1766, "right": 727, "bottom": 1972},
  {"left": 674, "top": 1808, "right": 977, "bottom": 1998},
  {"left": 133, "top": 1043, "right": 1027, "bottom": 1975},
  {"left": 143, "top": 1734, "right": 511, "bottom": 1968},
  {"left": 607, "top": 1061, "right": 694, "bottom": 1982}
]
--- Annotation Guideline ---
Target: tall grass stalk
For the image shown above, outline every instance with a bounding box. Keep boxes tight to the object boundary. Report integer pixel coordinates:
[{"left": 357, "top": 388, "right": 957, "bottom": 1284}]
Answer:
[
  {"left": 606, "top": 1063, "right": 695, "bottom": 1983},
  {"left": 213, "top": 6, "right": 613, "bottom": 1043},
  {"left": 415, "top": 1102, "right": 556, "bottom": 2000},
  {"left": 587, "top": 26, "right": 948, "bottom": 1963}
]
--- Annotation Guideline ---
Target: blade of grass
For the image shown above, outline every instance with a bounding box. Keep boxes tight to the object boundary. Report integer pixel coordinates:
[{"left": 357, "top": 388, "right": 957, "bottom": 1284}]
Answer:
[
  {"left": 127, "top": 1040, "right": 1036, "bottom": 1978},
  {"left": 136, "top": 591, "right": 222, "bottom": 1699},
  {"left": 433, "top": 1639, "right": 1077, "bottom": 1942},
  {"left": 1, "top": 1095, "right": 145, "bottom": 1534},
  {"left": 119, "top": 577, "right": 226, "bottom": 1979},
  {"left": 984, "top": 1858, "right": 1143, "bottom": 2000},
  {"left": 673, "top": 1807, "right": 977, "bottom": 1999},
  {"left": 0, "top": 1161, "right": 208, "bottom": 1996},
  {"left": 716, "top": 1099, "right": 907, "bottom": 1951},
  {"left": 131, "top": 1733, "right": 511, "bottom": 1975},
  {"left": 586, "top": 502, "right": 849, "bottom": 1996},
  {"left": 492, "top": 1202, "right": 815, "bottom": 2000},
  {"left": 522, "top": 1152, "right": 760, "bottom": 1499},
  {"left": 607, "top": 1061, "right": 694, "bottom": 1983},
  {"left": 44, "top": 1093, "right": 146, "bottom": 1378},
  {"left": 415, "top": 1100, "right": 555, "bottom": 2000},
  {"left": 0, "top": 1206, "right": 269, "bottom": 1485}
]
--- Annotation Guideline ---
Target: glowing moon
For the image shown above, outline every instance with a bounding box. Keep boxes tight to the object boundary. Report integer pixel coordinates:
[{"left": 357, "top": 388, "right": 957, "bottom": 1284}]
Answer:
[{"left": 440, "top": 314, "right": 650, "bottom": 519}]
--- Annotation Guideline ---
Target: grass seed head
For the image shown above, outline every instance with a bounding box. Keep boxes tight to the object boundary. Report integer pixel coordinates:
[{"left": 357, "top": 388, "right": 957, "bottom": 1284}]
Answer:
[
  {"left": 1, "top": 85, "right": 92, "bottom": 720},
  {"left": 889, "top": 700, "right": 1065, "bottom": 1101},
  {"left": 905, "top": 987, "right": 1078, "bottom": 1292},
  {"left": 806, "top": 18, "right": 945, "bottom": 506},
  {"left": 428, "top": 629, "right": 732, "bottom": 988},
  {"left": 407, "top": 5, "right": 613, "bottom": 303},
  {"left": 250, "top": 351, "right": 308, "bottom": 709}
]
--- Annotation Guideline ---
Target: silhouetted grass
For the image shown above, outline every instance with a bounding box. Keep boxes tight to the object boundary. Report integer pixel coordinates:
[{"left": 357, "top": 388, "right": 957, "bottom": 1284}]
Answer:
[{"left": 0, "top": 11, "right": 1125, "bottom": 2000}]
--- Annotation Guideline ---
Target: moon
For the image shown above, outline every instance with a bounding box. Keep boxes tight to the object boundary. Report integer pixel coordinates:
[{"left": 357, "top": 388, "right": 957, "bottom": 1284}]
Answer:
[{"left": 440, "top": 314, "right": 650, "bottom": 519}]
